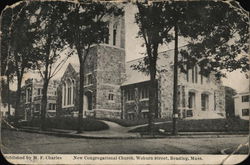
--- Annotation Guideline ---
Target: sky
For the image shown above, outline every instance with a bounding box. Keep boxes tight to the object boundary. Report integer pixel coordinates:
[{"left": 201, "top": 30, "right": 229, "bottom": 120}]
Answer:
[{"left": 10, "top": 3, "right": 249, "bottom": 93}]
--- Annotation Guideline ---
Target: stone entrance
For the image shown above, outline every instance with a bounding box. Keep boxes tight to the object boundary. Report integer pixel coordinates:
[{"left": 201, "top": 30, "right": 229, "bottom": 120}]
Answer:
[{"left": 83, "top": 91, "right": 93, "bottom": 117}]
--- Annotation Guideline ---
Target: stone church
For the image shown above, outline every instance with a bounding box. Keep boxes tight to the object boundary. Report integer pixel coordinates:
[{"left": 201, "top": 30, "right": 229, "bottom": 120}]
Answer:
[{"left": 57, "top": 15, "right": 225, "bottom": 120}]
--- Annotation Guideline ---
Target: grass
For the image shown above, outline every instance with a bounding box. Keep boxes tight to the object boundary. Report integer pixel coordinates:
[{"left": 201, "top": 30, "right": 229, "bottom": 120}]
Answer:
[
  {"left": 14, "top": 117, "right": 109, "bottom": 131},
  {"left": 99, "top": 117, "right": 171, "bottom": 127},
  {"left": 129, "top": 118, "right": 249, "bottom": 133}
]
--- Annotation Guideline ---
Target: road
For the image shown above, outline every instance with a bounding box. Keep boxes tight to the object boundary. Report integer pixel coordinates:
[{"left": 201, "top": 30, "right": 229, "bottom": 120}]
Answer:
[{"left": 1, "top": 129, "right": 249, "bottom": 154}]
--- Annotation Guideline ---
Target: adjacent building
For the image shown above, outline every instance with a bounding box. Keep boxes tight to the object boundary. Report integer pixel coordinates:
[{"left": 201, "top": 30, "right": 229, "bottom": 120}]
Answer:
[
  {"left": 234, "top": 89, "right": 250, "bottom": 120},
  {"left": 21, "top": 78, "right": 58, "bottom": 120}
]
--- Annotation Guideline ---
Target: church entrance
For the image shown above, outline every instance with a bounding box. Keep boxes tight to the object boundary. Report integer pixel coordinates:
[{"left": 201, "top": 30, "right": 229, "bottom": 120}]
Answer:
[{"left": 83, "top": 91, "right": 92, "bottom": 117}]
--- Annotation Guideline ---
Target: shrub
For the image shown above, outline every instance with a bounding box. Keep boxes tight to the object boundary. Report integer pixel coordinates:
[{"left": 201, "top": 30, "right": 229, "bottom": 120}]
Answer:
[
  {"left": 18, "top": 117, "right": 109, "bottom": 131},
  {"left": 129, "top": 118, "right": 249, "bottom": 133}
]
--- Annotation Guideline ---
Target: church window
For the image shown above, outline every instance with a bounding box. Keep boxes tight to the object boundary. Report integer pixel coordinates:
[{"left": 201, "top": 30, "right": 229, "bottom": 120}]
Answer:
[
  {"left": 242, "top": 109, "right": 249, "bottom": 116},
  {"left": 127, "top": 89, "right": 135, "bottom": 101},
  {"left": 140, "top": 87, "right": 149, "bottom": 99},
  {"left": 195, "top": 66, "right": 198, "bottom": 83},
  {"left": 108, "top": 93, "right": 114, "bottom": 101},
  {"left": 37, "top": 88, "right": 41, "bottom": 95},
  {"left": 188, "top": 92, "right": 195, "bottom": 109},
  {"left": 62, "top": 79, "right": 75, "bottom": 107},
  {"left": 242, "top": 95, "right": 249, "bottom": 102},
  {"left": 113, "top": 23, "right": 117, "bottom": 46},
  {"left": 26, "top": 88, "right": 32, "bottom": 103},
  {"left": 201, "top": 93, "right": 209, "bottom": 111},
  {"left": 104, "top": 23, "right": 109, "bottom": 44},
  {"left": 191, "top": 67, "right": 195, "bottom": 83}
]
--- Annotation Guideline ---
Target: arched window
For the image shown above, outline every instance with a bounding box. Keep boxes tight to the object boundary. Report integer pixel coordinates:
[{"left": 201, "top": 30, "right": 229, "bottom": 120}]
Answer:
[
  {"left": 67, "top": 79, "right": 71, "bottom": 105},
  {"left": 62, "top": 82, "right": 67, "bottom": 106},
  {"left": 62, "top": 79, "right": 75, "bottom": 107},
  {"left": 104, "top": 23, "right": 109, "bottom": 44},
  {"left": 71, "top": 80, "right": 75, "bottom": 105}
]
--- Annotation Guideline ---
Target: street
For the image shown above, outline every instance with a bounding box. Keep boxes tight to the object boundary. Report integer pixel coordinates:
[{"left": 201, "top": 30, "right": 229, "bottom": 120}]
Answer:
[{"left": 1, "top": 129, "right": 248, "bottom": 154}]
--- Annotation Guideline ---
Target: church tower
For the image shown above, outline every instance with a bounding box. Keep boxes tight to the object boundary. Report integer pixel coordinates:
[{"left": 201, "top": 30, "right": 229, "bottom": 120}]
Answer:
[{"left": 58, "top": 15, "right": 125, "bottom": 119}]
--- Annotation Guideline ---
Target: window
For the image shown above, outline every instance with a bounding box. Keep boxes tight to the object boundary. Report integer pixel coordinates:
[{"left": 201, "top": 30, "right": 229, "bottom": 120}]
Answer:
[
  {"left": 113, "top": 23, "right": 117, "bottom": 46},
  {"left": 49, "top": 103, "right": 56, "bottom": 110},
  {"left": 108, "top": 93, "right": 114, "bottom": 101},
  {"left": 242, "top": 95, "right": 249, "bottom": 102},
  {"left": 186, "top": 110, "right": 193, "bottom": 117},
  {"left": 242, "top": 109, "right": 249, "bottom": 116},
  {"left": 188, "top": 92, "right": 195, "bottom": 109},
  {"left": 26, "top": 88, "right": 32, "bottom": 103},
  {"left": 63, "top": 83, "right": 66, "bottom": 106},
  {"left": 127, "top": 89, "right": 135, "bottom": 101},
  {"left": 35, "top": 104, "right": 40, "bottom": 112},
  {"left": 195, "top": 66, "right": 198, "bottom": 83},
  {"left": 104, "top": 24, "right": 109, "bottom": 44},
  {"left": 140, "top": 87, "right": 149, "bottom": 99},
  {"left": 62, "top": 79, "right": 74, "bottom": 107},
  {"left": 86, "top": 74, "right": 93, "bottom": 85},
  {"left": 191, "top": 67, "right": 195, "bottom": 83},
  {"left": 68, "top": 85, "right": 71, "bottom": 105},
  {"left": 186, "top": 67, "right": 189, "bottom": 82},
  {"left": 38, "top": 88, "right": 41, "bottom": 95},
  {"left": 200, "top": 74, "right": 203, "bottom": 84},
  {"left": 201, "top": 93, "right": 209, "bottom": 111}
]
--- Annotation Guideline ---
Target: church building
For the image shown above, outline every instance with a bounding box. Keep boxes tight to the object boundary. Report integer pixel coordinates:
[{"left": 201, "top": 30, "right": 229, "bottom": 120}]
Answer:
[{"left": 57, "top": 15, "right": 225, "bottom": 120}]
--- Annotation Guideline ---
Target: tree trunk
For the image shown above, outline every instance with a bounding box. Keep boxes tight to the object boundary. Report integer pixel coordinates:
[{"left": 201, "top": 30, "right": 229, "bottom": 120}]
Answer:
[
  {"left": 148, "top": 61, "right": 157, "bottom": 134},
  {"left": 41, "top": 79, "right": 49, "bottom": 130},
  {"left": 7, "top": 74, "right": 10, "bottom": 117},
  {"left": 77, "top": 52, "right": 84, "bottom": 133},
  {"left": 14, "top": 77, "right": 22, "bottom": 125},
  {"left": 172, "top": 24, "right": 179, "bottom": 135}
]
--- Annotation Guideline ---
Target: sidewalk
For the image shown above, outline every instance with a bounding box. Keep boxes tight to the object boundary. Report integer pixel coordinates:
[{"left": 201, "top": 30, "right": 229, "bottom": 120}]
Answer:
[{"left": 14, "top": 120, "right": 249, "bottom": 139}]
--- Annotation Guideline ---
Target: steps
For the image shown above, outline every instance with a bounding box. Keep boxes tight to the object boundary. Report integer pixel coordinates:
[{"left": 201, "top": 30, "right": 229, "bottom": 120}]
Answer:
[{"left": 186, "top": 110, "right": 224, "bottom": 120}]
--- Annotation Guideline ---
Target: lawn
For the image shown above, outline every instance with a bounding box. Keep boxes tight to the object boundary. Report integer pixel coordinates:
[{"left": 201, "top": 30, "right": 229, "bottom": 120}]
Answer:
[
  {"left": 5, "top": 117, "right": 109, "bottom": 131},
  {"left": 99, "top": 117, "right": 170, "bottom": 127},
  {"left": 129, "top": 118, "right": 249, "bottom": 133}
]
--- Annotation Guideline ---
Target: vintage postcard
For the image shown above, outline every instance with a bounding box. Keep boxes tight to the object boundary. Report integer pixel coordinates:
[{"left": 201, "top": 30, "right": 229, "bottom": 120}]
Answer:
[{"left": 0, "top": 0, "right": 249, "bottom": 164}]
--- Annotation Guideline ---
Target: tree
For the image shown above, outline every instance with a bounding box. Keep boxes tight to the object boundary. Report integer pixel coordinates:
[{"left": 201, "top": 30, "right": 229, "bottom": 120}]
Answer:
[
  {"left": 134, "top": 1, "right": 177, "bottom": 134},
  {"left": 29, "top": 1, "right": 73, "bottom": 130},
  {"left": 1, "top": 1, "right": 37, "bottom": 124},
  {"left": 61, "top": 1, "right": 123, "bottom": 133},
  {"left": 1, "top": 8, "right": 15, "bottom": 117},
  {"left": 134, "top": 1, "right": 248, "bottom": 134}
]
